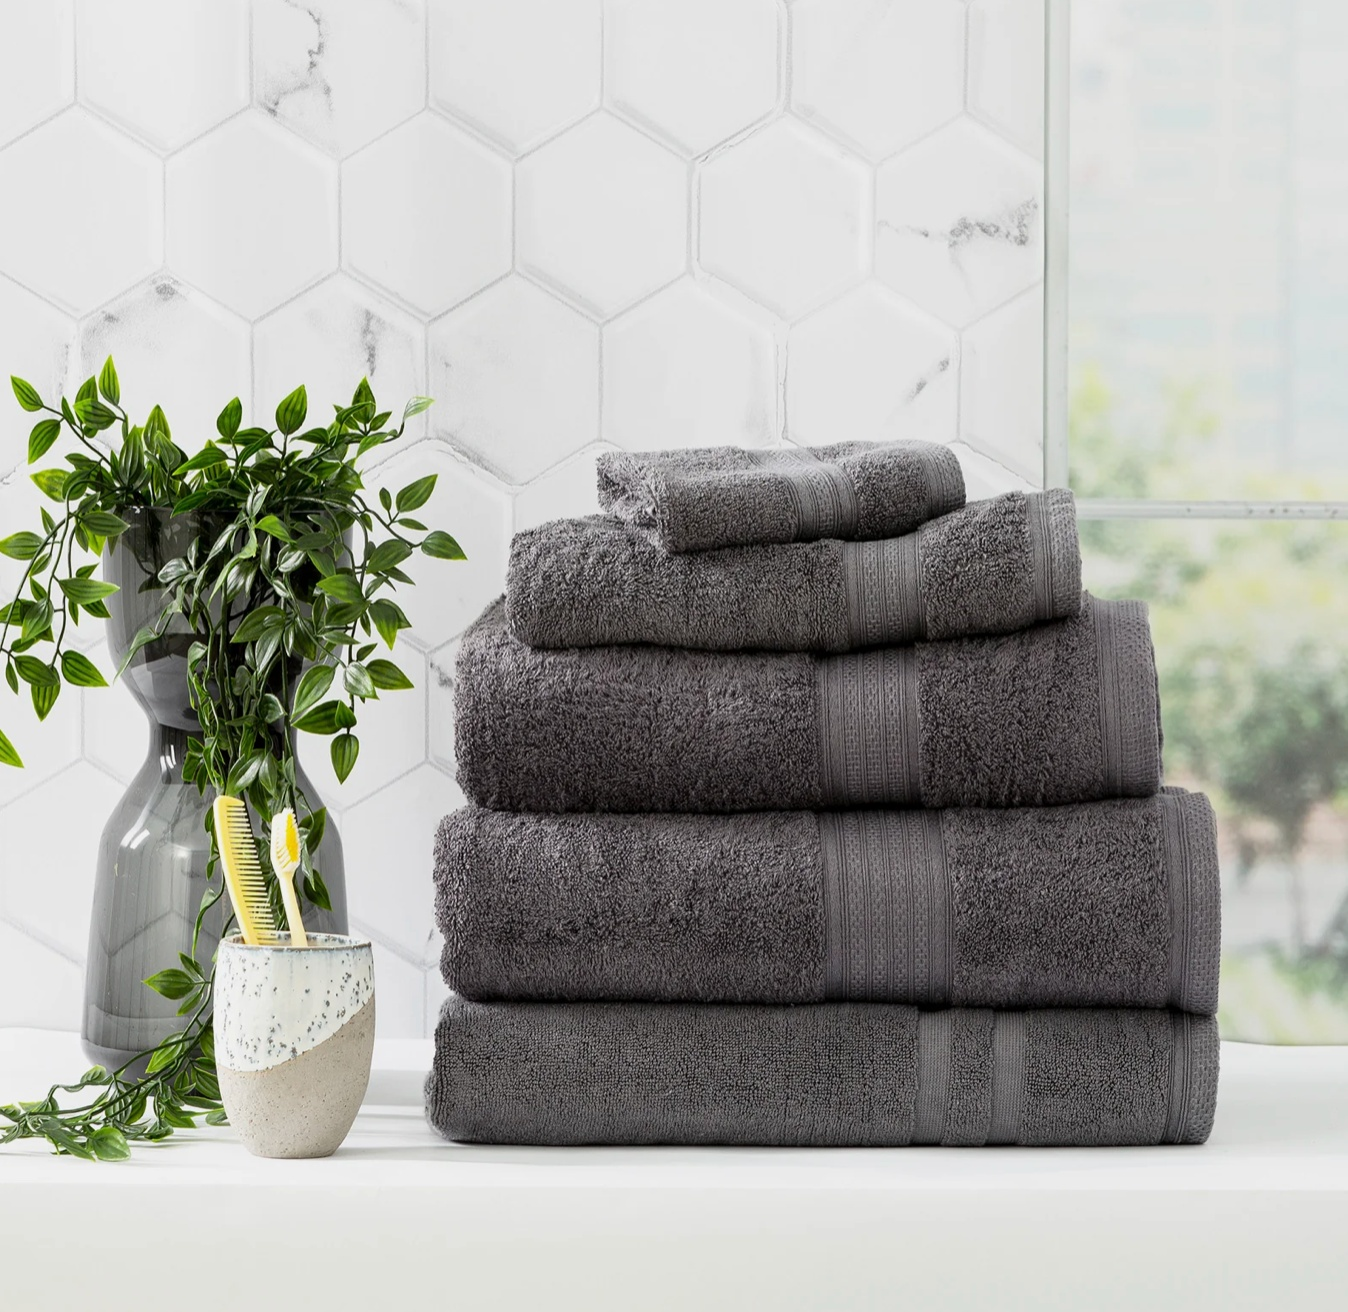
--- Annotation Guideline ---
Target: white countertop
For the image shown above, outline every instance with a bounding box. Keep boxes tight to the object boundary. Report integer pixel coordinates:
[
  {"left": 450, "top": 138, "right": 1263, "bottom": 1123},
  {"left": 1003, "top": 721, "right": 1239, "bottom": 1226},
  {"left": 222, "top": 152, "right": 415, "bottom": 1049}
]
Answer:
[{"left": 3, "top": 1030, "right": 1347, "bottom": 1311}]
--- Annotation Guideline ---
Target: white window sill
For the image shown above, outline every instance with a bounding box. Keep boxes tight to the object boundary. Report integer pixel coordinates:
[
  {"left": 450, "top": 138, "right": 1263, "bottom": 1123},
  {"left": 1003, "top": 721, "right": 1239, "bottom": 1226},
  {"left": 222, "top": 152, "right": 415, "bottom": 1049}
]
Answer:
[{"left": 2, "top": 1029, "right": 1344, "bottom": 1310}]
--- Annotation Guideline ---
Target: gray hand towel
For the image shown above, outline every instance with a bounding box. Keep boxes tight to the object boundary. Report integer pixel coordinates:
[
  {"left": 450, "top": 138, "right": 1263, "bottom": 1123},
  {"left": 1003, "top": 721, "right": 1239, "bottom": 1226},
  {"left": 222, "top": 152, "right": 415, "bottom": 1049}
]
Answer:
[
  {"left": 434, "top": 791, "right": 1220, "bottom": 1014},
  {"left": 455, "top": 592, "right": 1162, "bottom": 812},
  {"left": 426, "top": 998, "right": 1218, "bottom": 1146},
  {"left": 506, "top": 490, "right": 1081, "bottom": 652},
  {"left": 596, "top": 440, "right": 965, "bottom": 553}
]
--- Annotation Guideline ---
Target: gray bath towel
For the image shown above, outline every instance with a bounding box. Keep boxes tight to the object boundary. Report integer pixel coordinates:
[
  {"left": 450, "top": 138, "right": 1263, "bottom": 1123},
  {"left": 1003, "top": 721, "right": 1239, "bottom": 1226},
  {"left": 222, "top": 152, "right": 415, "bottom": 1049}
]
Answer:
[
  {"left": 455, "top": 592, "right": 1161, "bottom": 812},
  {"left": 434, "top": 791, "right": 1219, "bottom": 1014},
  {"left": 426, "top": 998, "right": 1218, "bottom": 1146},
  {"left": 597, "top": 441, "right": 965, "bottom": 553},
  {"left": 506, "top": 490, "right": 1081, "bottom": 652}
]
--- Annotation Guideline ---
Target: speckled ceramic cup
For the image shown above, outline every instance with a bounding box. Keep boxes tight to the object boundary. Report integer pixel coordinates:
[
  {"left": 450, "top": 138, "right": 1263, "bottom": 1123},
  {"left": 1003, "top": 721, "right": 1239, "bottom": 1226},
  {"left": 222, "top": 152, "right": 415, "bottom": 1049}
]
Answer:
[{"left": 215, "top": 932, "right": 375, "bottom": 1159}]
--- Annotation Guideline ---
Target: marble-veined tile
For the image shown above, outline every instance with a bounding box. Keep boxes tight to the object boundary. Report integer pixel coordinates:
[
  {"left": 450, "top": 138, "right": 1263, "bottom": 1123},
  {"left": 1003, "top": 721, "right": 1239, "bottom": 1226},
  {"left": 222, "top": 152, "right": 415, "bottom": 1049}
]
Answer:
[
  {"left": 0, "top": 276, "right": 76, "bottom": 459},
  {"left": 787, "top": 284, "right": 958, "bottom": 445},
  {"left": 0, "top": 622, "right": 82, "bottom": 813},
  {"left": 79, "top": 276, "right": 251, "bottom": 445},
  {"left": 167, "top": 115, "right": 337, "bottom": 319},
  {"left": 511, "top": 443, "right": 612, "bottom": 532},
  {"left": 429, "top": 277, "right": 599, "bottom": 484},
  {"left": 0, "top": 922, "right": 83, "bottom": 1030},
  {"left": 791, "top": 0, "right": 965, "bottom": 162},
  {"left": 969, "top": 0, "right": 1046, "bottom": 160},
  {"left": 876, "top": 118, "right": 1042, "bottom": 330},
  {"left": 604, "top": 0, "right": 779, "bottom": 157},
  {"left": 78, "top": 638, "right": 147, "bottom": 789},
  {"left": 343, "top": 115, "right": 511, "bottom": 316},
  {"left": 959, "top": 284, "right": 1044, "bottom": 483},
  {"left": 699, "top": 119, "right": 869, "bottom": 320},
  {"left": 949, "top": 439, "right": 1038, "bottom": 501},
  {"left": 0, "top": 1, "right": 74, "bottom": 147},
  {"left": 603, "top": 281, "right": 777, "bottom": 450},
  {"left": 428, "top": 0, "right": 601, "bottom": 156},
  {"left": 426, "top": 637, "right": 459, "bottom": 775},
  {"left": 0, "top": 110, "right": 162, "bottom": 316},
  {"left": 517, "top": 114, "right": 686, "bottom": 319},
  {"left": 76, "top": 0, "right": 248, "bottom": 152},
  {"left": 254, "top": 0, "right": 427, "bottom": 157}
]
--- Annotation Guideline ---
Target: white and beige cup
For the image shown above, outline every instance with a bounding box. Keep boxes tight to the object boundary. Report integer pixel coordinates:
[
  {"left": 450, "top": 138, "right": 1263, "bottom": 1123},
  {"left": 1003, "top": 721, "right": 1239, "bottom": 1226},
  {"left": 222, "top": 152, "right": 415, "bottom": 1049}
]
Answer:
[{"left": 215, "top": 932, "right": 375, "bottom": 1158}]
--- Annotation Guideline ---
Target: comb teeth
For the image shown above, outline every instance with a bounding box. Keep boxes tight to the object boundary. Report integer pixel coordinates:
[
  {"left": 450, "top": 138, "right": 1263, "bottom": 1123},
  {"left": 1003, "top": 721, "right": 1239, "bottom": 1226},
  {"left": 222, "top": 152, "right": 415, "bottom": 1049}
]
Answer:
[{"left": 213, "top": 795, "right": 279, "bottom": 945}]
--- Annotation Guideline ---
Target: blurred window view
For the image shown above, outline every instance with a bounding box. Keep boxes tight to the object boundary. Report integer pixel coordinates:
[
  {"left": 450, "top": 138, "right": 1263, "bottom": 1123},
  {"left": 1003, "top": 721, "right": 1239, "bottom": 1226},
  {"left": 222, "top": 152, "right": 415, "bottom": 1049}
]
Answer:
[{"left": 1069, "top": 0, "right": 1348, "bottom": 1040}]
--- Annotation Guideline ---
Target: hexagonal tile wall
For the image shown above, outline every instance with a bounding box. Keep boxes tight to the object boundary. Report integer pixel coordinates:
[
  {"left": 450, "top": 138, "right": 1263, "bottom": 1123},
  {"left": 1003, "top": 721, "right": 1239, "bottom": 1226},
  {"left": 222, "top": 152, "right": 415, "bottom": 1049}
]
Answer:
[
  {"left": 875, "top": 119, "right": 1043, "bottom": 330},
  {"left": 0, "top": 1, "right": 73, "bottom": 146},
  {"left": 343, "top": 114, "right": 512, "bottom": 317},
  {"left": 517, "top": 113, "right": 687, "bottom": 318},
  {"left": 254, "top": 0, "right": 427, "bottom": 157},
  {"left": 969, "top": 0, "right": 1046, "bottom": 161},
  {"left": 792, "top": 0, "right": 966, "bottom": 161},
  {"left": 603, "top": 281, "right": 777, "bottom": 450},
  {"left": 604, "top": 0, "right": 780, "bottom": 157},
  {"left": 430, "top": 277, "right": 600, "bottom": 484},
  {"left": 79, "top": 277, "right": 251, "bottom": 442},
  {"left": 0, "top": 110, "right": 162, "bottom": 315},
  {"left": 366, "top": 440, "right": 512, "bottom": 649},
  {"left": 167, "top": 115, "right": 338, "bottom": 318},
  {"left": 76, "top": 0, "right": 248, "bottom": 153},
  {"left": 252, "top": 275, "right": 427, "bottom": 429},
  {"left": 429, "top": 0, "right": 601, "bottom": 155},
  {"left": 787, "top": 285, "right": 959, "bottom": 446},
  {"left": 699, "top": 118, "right": 870, "bottom": 319},
  {"left": 0, "top": 3, "right": 1046, "bottom": 1038}
]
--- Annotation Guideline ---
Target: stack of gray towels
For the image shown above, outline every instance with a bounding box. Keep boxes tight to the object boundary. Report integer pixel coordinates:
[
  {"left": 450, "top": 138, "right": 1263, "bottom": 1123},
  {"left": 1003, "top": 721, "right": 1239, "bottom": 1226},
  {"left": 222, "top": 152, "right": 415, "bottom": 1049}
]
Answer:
[{"left": 426, "top": 442, "right": 1221, "bottom": 1147}]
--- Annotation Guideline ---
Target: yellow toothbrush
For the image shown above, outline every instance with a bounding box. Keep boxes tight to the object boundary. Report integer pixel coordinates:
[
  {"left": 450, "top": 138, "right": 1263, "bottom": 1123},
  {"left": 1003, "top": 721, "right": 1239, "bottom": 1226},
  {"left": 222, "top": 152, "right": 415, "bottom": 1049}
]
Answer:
[
  {"left": 269, "top": 808, "right": 308, "bottom": 948},
  {"left": 213, "top": 795, "right": 278, "bottom": 946}
]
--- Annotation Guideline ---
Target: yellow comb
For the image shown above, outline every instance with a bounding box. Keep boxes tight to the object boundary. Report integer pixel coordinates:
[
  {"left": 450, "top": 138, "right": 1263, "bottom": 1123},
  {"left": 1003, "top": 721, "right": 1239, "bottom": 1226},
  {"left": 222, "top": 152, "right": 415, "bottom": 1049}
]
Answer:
[{"left": 213, "top": 795, "right": 278, "bottom": 947}]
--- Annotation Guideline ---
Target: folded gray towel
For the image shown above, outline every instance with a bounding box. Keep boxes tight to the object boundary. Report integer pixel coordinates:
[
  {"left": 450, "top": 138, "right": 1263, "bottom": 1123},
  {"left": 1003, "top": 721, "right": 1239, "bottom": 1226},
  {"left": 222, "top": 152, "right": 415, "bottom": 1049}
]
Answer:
[
  {"left": 455, "top": 592, "right": 1161, "bottom": 812},
  {"left": 506, "top": 489, "right": 1081, "bottom": 652},
  {"left": 434, "top": 791, "right": 1219, "bottom": 1014},
  {"left": 426, "top": 998, "right": 1218, "bottom": 1146},
  {"left": 596, "top": 441, "right": 965, "bottom": 553}
]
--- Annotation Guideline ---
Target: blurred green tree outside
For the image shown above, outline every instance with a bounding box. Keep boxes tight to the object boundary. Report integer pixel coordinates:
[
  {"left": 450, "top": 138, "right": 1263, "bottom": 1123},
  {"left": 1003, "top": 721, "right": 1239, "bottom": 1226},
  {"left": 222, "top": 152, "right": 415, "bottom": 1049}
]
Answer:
[{"left": 1072, "top": 368, "right": 1348, "bottom": 1041}]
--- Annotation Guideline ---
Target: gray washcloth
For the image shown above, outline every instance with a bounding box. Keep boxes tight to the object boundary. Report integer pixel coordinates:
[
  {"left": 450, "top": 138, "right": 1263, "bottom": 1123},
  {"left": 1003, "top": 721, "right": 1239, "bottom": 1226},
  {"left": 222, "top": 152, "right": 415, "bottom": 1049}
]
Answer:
[
  {"left": 507, "top": 489, "right": 1081, "bottom": 652},
  {"left": 455, "top": 592, "right": 1161, "bottom": 812},
  {"left": 426, "top": 998, "right": 1218, "bottom": 1146},
  {"left": 434, "top": 791, "right": 1219, "bottom": 1014},
  {"left": 596, "top": 440, "right": 965, "bottom": 553}
]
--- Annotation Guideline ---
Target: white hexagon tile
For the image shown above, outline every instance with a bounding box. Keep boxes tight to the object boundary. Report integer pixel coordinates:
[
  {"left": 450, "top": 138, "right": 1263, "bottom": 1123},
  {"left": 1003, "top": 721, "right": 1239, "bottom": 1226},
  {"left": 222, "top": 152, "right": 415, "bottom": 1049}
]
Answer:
[{"left": 0, "top": 2, "right": 1045, "bottom": 1038}]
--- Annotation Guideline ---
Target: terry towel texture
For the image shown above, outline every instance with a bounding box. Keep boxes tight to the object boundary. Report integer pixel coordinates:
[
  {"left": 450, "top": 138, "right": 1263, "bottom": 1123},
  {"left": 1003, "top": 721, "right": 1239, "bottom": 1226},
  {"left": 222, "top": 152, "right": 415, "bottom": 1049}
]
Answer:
[
  {"left": 507, "top": 489, "right": 1081, "bottom": 652},
  {"left": 434, "top": 791, "right": 1220, "bottom": 1013},
  {"left": 455, "top": 592, "right": 1162, "bottom": 813},
  {"left": 597, "top": 441, "right": 965, "bottom": 553},
  {"left": 426, "top": 997, "right": 1218, "bottom": 1147}
]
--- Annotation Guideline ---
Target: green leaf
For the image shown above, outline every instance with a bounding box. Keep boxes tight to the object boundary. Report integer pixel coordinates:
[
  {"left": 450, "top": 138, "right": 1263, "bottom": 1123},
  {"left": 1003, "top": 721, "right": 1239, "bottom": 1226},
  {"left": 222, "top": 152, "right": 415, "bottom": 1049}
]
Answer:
[
  {"left": 114, "top": 625, "right": 159, "bottom": 682},
  {"left": 421, "top": 530, "right": 467, "bottom": 560},
  {"left": 367, "top": 539, "right": 413, "bottom": 574},
  {"left": 216, "top": 396, "right": 242, "bottom": 440},
  {"left": 366, "top": 658, "right": 414, "bottom": 691},
  {"left": 395, "top": 474, "right": 437, "bottom": 514},
  {"left": 13, "top": 655, "right": 58, "bottom": 686},
  {"left": 31, "top": 679, "right": 59, "bottom": 721},
  {"left": 30, "top": 468, "right": 68, "bottom": 500},
  {"left": 230, "top": 605, "right": 285, "bottom": 644},
  {"left": 60, "top": 650, "right": 108, "bottom": 688},
  {"left": 80, "top": 1065, "right": 110, "bottom": 1085},
  {"left": 144, "top": 403, "right": 171, "bottom": 441},
  {"left": 402, "top": 396, "right": 434, "bottom": 420},
  {"left": 98, "top": 356, "right": 120, "bottom": 405},
  {"left": 73, "top": 396, "right": 118, "bottom": 432},
  {"left": 290, "top": 663, "right": 335, "bottom": 722},
  {"left": 11, "top": 376, "right": 43, "bottom": 412},
  {"left": 0, "top": 728, "right": 21, "bottom": 769},
  {"left": 144, "top": 968, "right": 196, "bottom": 1000},
  {"left": 205, "top": 1109, "right": 229, "bottom": 1127},
  {"left": 331, "top": 732, "right": 359, "bottom": 784},
  {"left": 27, "top": 417, "right": 61, "bottom": 463},
  {"left": 315, "top": 572, "right": 364, "bottom": 607},
  {"left": 300, "top": 806, "right": 327, "bottom": 850},
  {"left": 343, "top": 661, "right": 376, "bottom": 699},
  {"left": 89, "top": 1126, "right": 130, "bottom": 1162},
  {"left": 256, "top": 514, "right": 291, "bottom": 541},
  {"left": 0, "top": 532, "right": 44, "bottom": 560},
  {"left": 291, "top": 700, "right": 346, "bottom": 736},
  {"left": 81, "top": 511, "right": 130, "bottom": 537},
  {"left": 58, "top": 577, "right": 119, "bottom": 605},
  {"left": 21, "top": 597, "right": 52, "bottom": 642},
  {"left": 370, "top": 598, "right": 410, "bottom": 649},
  {"left": 276, "top": 384, "right": 308, "bottom": 435},
  {"left": 174, "top": 443, "right": 228, "bottom": 476}
]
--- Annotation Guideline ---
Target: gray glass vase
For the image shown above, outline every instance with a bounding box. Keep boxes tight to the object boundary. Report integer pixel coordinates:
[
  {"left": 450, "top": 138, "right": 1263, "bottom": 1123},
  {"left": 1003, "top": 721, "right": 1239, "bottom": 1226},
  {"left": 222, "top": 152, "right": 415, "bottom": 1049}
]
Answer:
[{"left": 82, "top": 506, "right": 347, "bottom": 1072}]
